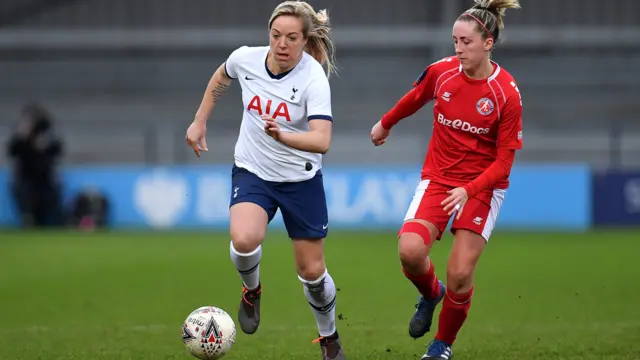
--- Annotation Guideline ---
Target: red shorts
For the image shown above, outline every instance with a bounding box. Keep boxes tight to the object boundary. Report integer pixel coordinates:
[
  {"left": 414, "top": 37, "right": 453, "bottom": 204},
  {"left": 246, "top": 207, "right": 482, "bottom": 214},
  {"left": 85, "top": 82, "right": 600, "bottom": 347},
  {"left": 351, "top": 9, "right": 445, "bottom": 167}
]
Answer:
[{"left": 403, "top": 179, "right": 506, "bottom": 242}]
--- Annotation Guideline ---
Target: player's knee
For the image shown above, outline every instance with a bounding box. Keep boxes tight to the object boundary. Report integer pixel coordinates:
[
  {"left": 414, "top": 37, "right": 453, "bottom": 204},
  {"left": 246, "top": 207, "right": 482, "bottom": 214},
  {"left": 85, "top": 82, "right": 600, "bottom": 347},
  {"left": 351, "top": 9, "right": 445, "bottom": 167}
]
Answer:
[
  {"left": 398, "top": 234, "right": 426, "bottom": 269},
  {"left": 397, "top": 221, "right": 433, "bottom": 268},
  {"left": 292, "top": 238, "right": 326, "bottom": 281},
  {"left": 446, "top": 263, "right": 475, "bottom": 293},
  {"left": 230, "top": 230, "right": 263, "bottom": 253},
  {"left": 297, "top": 260, "right": 326, "bottom": 282},
  {"left": 229, "top": 202, "right": 268, "bottom": 253}
]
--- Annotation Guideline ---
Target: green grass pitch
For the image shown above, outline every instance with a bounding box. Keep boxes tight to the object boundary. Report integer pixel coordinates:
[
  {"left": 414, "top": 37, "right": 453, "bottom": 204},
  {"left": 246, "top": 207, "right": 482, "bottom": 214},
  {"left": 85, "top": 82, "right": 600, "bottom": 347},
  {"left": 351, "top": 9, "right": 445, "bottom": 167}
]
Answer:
[{"left": 1, "top": 229, "right": 639, "bottom": 360}]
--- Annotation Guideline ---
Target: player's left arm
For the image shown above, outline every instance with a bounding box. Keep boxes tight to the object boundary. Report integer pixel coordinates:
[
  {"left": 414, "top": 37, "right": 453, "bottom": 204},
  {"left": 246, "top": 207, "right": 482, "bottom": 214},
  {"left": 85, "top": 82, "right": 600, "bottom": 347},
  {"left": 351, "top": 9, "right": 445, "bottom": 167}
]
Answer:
[
  {"left": 463, "top": 94, "right": 523, "bottom": 197},
  {"left": 268, "top": 75, "right": 333, "bottom": 154}
]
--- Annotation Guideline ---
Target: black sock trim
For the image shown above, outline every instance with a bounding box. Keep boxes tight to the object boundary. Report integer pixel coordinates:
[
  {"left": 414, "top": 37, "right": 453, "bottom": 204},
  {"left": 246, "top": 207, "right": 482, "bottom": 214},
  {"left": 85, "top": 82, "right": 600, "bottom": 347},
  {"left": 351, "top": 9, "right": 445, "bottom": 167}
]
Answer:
[
  {"left": 308, "top": 295, "right": 336, "bottom": 314},
  {"left": 238, "top": 262, "right": 259, "bottom": 275}
]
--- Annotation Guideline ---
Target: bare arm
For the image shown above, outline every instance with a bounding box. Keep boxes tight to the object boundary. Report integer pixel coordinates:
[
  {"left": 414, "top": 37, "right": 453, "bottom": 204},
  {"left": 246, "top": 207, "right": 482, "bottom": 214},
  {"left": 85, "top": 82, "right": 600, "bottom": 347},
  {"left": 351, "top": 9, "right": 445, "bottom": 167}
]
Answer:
[
  {"left": 277, "top": 119, "right": 332, "bottom": 154},
  {"left": 193, "top": 63, "right": 233, "bottom": 125}
]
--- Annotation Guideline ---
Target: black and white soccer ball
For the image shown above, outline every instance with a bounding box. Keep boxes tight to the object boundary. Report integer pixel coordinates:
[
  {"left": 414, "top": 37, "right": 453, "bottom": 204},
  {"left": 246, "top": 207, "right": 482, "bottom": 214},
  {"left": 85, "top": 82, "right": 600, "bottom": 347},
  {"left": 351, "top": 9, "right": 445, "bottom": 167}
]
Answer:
[{"left": 182, "top": 306, "right": 236, "bottom": 359}]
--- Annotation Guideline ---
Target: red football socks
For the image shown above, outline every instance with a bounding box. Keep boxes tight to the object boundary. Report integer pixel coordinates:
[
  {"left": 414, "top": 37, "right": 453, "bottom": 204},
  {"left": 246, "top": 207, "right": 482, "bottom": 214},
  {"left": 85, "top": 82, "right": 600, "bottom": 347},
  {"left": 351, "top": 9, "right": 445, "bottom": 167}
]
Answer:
[
  {"left": 402, "top": 260, "right": 441, "bottom": 300},
  {"left": 436, "top": 287, "right": 474, "bottom": 345}
]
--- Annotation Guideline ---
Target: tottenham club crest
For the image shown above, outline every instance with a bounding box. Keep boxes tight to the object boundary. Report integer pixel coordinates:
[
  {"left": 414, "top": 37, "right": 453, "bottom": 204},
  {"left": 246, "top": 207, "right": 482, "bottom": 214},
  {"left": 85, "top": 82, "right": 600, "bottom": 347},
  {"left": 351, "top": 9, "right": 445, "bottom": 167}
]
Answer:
[{"left": 476, "top": 97, "right": 494, "bottom": 116}]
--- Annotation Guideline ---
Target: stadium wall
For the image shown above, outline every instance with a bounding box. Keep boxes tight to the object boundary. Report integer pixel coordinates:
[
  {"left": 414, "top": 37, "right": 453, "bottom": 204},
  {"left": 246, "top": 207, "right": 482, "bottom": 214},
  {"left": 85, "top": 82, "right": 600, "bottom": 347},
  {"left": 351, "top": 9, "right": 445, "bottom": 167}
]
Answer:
[
  {"left": 592, "top": 170, "right": 640, "bottom": 226},
  {"left": 0, "top": 163, "right": 601, "bottom": 231}
]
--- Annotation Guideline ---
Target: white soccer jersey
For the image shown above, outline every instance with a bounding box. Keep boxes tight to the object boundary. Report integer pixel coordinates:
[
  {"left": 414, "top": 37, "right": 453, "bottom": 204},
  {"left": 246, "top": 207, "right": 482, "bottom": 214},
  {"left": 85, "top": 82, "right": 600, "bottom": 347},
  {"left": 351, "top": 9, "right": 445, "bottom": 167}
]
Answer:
[{"left": 224, "top": 46, "right": 333, "bottom": 182}]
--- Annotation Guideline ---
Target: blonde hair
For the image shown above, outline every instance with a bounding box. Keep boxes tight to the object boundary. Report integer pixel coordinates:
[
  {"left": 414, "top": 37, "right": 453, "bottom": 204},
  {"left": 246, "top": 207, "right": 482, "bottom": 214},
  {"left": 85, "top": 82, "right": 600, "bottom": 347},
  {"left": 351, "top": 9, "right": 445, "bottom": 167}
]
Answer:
[
  {"left": 269, "top": 1, "right": 337, "bottom": 77},
  {"left": 459, "top": 0, "right": 521, "bottom": 43}
]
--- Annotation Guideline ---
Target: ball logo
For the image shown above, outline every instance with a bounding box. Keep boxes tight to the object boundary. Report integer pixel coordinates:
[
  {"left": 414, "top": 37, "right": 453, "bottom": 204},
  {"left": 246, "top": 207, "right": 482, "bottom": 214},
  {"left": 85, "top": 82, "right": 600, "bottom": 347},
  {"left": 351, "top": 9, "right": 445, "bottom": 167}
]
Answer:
[
  {"left": 182, "top": 324, "right": 196, "bottom": 343},
  {"left": 437, "top": 113, "right": 490, "bottom": 135},
  {"left": 476, "top": 97, "right": 495, "bottom": 116},
  {"left": 201, "top": 317, "right": 223, "bottom": 345}
]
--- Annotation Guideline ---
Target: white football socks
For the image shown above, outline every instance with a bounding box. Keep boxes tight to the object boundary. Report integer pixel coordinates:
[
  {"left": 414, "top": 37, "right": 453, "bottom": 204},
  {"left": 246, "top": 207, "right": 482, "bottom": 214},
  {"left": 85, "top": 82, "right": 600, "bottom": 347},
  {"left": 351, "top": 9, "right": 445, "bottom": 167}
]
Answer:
[
  {"left": 229, "top": 242, "right": 262, "bottom": 290},
  {"left": 300, "top": 270, "right": 337, "bottom": 337}
]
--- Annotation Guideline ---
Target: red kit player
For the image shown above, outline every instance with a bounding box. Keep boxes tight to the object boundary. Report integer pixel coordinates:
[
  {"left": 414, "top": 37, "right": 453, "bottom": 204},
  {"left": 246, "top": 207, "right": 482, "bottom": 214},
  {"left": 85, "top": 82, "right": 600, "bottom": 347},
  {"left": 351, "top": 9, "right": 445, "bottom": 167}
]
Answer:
[{"left": 370, "top": 0, "right": 523, "bottom": 359}]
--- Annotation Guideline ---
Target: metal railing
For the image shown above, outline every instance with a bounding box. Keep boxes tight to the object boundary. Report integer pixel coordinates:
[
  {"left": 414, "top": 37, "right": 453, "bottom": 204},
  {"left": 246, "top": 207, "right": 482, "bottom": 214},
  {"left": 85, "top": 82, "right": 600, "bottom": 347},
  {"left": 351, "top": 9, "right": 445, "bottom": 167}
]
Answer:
[{"left": 2, "top": 122, "right": 639, "bottom": 170}]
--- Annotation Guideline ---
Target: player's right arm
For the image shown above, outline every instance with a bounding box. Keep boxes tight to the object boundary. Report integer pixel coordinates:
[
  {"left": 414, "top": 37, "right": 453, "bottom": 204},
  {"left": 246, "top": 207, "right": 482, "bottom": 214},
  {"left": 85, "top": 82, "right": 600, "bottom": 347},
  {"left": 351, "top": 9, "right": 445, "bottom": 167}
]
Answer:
[
  {"left": 186, "top": 47, "right": 246, "bottom": 157},
  {"left": 186, "top": 64, "right": 232, "bottom": 157},
  {"left": 193, "top": 63, "right": 233, "bottom": 126},
  {"left": 371, "top": 59, "right": 445, "bottom": 145},
  {"left": 382, "top": 57, "right": 450, "bottom": 129}
]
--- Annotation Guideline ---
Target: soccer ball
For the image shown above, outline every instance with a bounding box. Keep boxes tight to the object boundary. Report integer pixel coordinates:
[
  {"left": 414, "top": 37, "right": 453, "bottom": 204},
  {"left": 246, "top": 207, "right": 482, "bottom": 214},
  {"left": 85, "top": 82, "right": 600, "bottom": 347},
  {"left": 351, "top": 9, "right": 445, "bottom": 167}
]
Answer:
[{"left": 181, "top": 306, "right": 236, "bottom": 359}]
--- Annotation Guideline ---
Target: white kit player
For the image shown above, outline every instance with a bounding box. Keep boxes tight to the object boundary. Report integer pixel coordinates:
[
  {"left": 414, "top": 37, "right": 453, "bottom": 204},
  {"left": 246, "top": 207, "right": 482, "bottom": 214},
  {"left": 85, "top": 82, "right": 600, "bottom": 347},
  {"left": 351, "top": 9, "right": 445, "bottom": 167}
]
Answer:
[{"left": 185, "top": 2, "right": 346, "bottom": 359}]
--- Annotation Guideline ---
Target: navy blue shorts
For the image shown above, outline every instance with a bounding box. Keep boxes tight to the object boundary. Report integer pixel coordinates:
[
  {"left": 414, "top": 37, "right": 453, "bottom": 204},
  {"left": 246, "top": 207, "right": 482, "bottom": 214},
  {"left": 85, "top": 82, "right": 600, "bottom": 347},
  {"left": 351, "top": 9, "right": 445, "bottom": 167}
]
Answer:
[{"left": 229, "top": 165, "right": 329, "bottom": 239}]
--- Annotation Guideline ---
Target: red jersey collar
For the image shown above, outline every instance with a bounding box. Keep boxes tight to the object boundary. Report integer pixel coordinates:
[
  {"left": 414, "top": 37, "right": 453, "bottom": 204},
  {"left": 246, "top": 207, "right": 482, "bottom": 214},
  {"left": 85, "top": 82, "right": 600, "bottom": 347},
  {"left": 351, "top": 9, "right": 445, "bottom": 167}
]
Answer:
[{"left": 458, "top": 61, "right": 501, "bottom": 84}]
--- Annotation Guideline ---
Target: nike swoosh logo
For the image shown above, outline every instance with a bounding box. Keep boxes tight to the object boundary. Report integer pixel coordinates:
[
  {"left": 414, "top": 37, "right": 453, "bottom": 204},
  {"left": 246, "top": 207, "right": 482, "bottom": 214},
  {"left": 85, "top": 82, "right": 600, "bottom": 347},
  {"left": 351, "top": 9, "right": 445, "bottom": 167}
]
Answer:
[{"left": 245, "top": 76, "right": 255, "bottom": 80}]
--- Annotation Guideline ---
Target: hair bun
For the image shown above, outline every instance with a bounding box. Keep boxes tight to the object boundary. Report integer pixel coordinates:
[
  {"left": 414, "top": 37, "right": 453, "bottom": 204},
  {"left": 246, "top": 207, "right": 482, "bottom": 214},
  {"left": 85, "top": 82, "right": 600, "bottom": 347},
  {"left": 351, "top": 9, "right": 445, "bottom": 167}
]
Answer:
[{"left": 315, "top": 9, "right": 329, "bottom": 24}]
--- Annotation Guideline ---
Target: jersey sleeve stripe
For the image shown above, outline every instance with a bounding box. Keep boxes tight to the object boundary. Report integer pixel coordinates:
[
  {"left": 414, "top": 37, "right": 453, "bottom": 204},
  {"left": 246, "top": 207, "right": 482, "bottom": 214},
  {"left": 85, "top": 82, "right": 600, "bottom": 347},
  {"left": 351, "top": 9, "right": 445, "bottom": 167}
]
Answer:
[
  {"left": 307, "top": 115, "right": 333, "bottom": 121},
  {"left": 224, "top": 62, "right": 236, "bottom": 79}
]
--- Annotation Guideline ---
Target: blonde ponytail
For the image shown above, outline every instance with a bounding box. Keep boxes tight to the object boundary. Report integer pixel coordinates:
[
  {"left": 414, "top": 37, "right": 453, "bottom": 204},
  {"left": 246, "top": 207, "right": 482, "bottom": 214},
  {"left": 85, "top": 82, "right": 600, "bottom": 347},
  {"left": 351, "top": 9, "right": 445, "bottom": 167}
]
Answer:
[{"left": 462, "top": 0, "right": 521, "bottom": 42}]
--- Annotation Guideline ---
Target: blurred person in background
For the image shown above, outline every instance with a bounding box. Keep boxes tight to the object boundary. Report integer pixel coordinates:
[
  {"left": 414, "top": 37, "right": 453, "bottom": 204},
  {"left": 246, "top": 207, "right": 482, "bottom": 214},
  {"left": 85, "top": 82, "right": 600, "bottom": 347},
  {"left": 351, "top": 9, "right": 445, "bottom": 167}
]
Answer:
[
  {"left": 68, "top": 187, "right": 110, "bottom": 231},
  {"left": 6, "top": 103, "right": 64, "bottom": 228}
]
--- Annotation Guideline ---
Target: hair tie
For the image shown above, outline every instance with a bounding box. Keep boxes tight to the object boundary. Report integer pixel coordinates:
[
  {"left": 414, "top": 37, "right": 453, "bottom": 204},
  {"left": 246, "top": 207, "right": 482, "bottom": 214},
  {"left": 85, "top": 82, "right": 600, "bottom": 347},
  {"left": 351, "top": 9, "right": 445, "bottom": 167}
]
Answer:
[{"left": 473, "top": 4, "right": 490, "bottom": 10}]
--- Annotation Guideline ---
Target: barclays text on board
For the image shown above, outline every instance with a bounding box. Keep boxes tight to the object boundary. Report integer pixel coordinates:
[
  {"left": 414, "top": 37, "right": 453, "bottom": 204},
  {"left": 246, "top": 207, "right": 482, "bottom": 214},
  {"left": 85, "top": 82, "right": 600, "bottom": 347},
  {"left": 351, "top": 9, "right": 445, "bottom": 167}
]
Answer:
[{"left": 0, "top": 164, "right": 593, "bottom": 230}]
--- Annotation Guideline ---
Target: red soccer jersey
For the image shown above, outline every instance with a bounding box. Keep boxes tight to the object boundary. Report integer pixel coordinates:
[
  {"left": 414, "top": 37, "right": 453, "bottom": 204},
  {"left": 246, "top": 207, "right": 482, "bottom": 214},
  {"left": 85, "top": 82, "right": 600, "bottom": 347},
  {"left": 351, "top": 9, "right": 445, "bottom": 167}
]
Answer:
[{"left": 382, "top": 56, "right": 523, "bottom": 193}]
